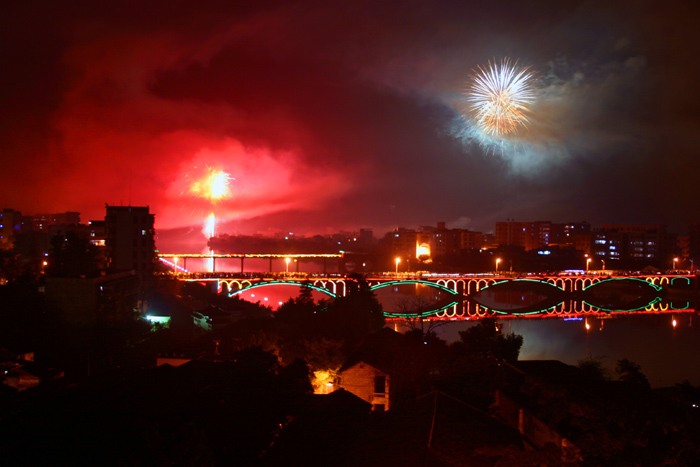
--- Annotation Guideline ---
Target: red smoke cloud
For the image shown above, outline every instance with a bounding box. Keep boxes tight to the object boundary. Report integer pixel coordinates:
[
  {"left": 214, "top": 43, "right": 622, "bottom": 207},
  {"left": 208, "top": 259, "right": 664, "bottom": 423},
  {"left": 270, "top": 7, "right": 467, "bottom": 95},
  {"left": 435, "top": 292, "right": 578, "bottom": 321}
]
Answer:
[
  {"left": 3, "top": 10, "right": 359, "bottom": 233},
  {"left": 2, "top": 1, "right": 699, "bottom": 243}
]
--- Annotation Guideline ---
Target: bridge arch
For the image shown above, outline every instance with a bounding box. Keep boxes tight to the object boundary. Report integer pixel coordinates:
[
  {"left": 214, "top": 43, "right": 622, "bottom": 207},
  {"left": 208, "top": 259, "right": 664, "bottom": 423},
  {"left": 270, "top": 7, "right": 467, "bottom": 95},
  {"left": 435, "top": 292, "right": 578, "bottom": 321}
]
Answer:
[
  {"left": 436, "top": 279, "right": 460, "bottom": 294},
  {"left": 584, "top": 277, "right": 663, "bottom": 292},
  {"left": 227, "top": 280, "right": 338, "bottom": 299},
  {"left": 219, "top": 279, "right": 253, "bottom": 294},
  {"left": 312, "top": 279, "right": 347, "bottom": 297},
  {"left": 369, "top": 279, "right": 458, "bottom": 296},
  {"left": 671, "top": 276, "right": 691, "bottom": 286}
]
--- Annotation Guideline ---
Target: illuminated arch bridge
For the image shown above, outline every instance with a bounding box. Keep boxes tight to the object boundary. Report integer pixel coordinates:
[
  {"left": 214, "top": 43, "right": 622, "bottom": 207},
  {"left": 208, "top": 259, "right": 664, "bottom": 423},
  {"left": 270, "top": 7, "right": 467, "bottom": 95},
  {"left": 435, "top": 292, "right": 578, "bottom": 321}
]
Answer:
[
  {"left": 218, "top": 278, "right": 459, "bottom": 299},
  {"left": 178, "top": 273, "right": 693, "bottom": 297},
  {"left": 176, "top": 274, "right": 695, "bottom": 318}
]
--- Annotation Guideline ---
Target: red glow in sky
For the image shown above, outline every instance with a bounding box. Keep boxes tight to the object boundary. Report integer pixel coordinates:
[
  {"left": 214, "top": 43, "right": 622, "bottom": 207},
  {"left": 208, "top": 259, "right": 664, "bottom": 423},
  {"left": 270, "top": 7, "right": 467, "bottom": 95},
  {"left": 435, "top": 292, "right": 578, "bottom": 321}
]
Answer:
[{"left": 1, "top": 1, "right": 699, "bottom": 242}]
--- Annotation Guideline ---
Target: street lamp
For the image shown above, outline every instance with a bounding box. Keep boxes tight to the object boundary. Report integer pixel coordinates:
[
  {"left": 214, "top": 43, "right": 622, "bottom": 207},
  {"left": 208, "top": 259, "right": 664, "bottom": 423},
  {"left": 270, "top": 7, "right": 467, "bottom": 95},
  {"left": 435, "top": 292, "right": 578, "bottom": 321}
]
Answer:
[
  {"left": 285, "top": 257, "right": 291, "bottom": 274},
  {"left": 586, "top": 258, "right": 591, "bottom": 271},
  {"left": 395, "top": 257, "right": 401, "bottom": 275},
  {"left": 673, "top": 257, "right": 679, "bottom": 271},
  {"left": 496, "top": 258, "right": 502, "bottom": 273}
]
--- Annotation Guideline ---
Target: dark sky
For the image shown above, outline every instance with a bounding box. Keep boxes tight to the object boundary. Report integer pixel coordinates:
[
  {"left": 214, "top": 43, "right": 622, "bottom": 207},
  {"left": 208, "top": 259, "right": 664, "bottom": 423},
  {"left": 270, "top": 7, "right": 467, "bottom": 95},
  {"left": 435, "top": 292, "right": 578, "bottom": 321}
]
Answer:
[{"left": 2, "top": 0, "right": 699, "bottom": 248}]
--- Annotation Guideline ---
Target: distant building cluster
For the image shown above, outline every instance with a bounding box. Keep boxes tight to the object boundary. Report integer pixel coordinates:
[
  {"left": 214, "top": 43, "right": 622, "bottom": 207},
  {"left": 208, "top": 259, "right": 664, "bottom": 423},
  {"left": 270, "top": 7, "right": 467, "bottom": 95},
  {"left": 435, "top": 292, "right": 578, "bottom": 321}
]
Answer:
[
  {"left": 1, "top": 209, "right": 81, "bottom": 250},
  {"left": 1, "top": 205, "right": 155, "bottom": 277},
  {"left": 381, "top": 220, "right": 699, "bottom": 270},
  {"left": 1, "top": 205, "right": 156, "bottom": 323},
  {"left": 2, "top": 203, "right": 699, "bottom": 272}
]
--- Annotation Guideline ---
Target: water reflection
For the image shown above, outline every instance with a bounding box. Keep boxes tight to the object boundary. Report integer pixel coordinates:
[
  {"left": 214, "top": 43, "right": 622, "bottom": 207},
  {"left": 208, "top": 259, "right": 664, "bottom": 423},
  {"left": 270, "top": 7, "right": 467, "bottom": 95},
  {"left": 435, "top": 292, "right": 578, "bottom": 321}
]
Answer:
[
  {"left": 225, "top": 280, "right": 698, "bottom": 386},
  {"left": 379, "top": 281, "right": 699, "bottom": 387},
  {"left": 378, "top": 277, "right": 688, "bottom": 318},
  {"left": 410, "top": 312, "right": 700, "bottom": 387}
]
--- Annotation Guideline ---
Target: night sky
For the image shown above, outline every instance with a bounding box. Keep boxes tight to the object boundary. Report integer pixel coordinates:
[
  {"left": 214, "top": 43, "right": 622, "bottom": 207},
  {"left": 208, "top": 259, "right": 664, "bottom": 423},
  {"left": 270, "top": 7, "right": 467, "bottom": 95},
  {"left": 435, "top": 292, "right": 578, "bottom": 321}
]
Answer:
[{"left": 2, "top": 1, "right": 699, "bottom": 249}]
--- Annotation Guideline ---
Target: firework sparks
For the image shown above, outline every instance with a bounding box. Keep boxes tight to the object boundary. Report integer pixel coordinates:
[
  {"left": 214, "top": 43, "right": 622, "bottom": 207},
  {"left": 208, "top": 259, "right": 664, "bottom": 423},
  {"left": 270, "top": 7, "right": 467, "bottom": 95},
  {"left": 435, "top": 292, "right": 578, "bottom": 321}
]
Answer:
[
  {"left": 205, "top": 213, "right": 216, "bottom": 238},
  {"left": 182, "top": 165, "right": 233, "bottom": 272},
  {"left": 188, "top": 167, "right": 233, "bottom": 203},
  {"left": 467, "top": 59, "right": 536, "bottom": 137}
]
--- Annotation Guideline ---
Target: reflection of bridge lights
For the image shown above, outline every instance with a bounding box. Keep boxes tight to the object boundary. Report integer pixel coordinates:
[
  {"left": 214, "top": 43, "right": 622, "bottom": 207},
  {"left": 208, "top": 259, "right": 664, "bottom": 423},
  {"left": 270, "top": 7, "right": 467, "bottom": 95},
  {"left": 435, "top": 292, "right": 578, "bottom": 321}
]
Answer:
[
  {"left": 585, "top": 319, "right": 590, "bottom": 331},
  {"left": 672, "top": 318, "right": 677, "bottom": 328}
]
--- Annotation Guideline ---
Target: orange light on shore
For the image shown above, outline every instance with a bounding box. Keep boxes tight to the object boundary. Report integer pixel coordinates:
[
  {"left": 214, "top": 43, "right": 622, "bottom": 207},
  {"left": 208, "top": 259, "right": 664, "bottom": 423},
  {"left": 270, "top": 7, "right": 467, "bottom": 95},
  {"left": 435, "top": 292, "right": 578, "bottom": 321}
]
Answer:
[{"left": 416, "top": 243, "right": 430, "bottom": 258}]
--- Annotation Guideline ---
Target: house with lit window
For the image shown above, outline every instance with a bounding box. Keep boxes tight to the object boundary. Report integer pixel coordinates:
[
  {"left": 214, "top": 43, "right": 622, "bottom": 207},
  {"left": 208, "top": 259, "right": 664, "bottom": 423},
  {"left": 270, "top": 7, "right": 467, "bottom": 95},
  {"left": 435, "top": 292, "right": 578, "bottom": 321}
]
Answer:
[{"left": 334, "top": 361, "right": 391, "bottom": 411}]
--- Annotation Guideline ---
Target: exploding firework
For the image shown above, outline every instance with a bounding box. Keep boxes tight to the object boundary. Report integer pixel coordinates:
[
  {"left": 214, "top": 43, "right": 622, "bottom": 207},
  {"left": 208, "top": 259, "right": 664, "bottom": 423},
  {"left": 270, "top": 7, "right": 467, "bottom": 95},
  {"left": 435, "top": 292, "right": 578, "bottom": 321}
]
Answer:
[
  {"left": 188, "top": 167, "right": 233, "bottom": 203},
  {"left": 467, "top": 59, "right": 536, "bottom": 137},
  {"left": 182, "top": 165, "right": 233, "bottom": 272}
]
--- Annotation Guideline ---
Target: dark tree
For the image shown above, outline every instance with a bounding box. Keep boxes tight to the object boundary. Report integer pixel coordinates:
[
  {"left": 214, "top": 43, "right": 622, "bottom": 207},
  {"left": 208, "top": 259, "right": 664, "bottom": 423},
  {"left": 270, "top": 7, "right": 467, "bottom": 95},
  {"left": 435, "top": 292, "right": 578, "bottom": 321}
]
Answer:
[
  {"left": 615, "top": 358, "right": 650, "bottom": 387},
  {"left": 457, "top": 317, "right": 523, "bottom": 362},
  {"left": 576, "top": 355, "right": 611, "bottom": 381},
  {"left": 316, "top": 274, "right": 384, "bottom": 352},
  {"left": 279, "top": 358, "right": 314, "bottom": 395},
  {"left": 275, "top": 282, "right": 317, "bottom": 325}
]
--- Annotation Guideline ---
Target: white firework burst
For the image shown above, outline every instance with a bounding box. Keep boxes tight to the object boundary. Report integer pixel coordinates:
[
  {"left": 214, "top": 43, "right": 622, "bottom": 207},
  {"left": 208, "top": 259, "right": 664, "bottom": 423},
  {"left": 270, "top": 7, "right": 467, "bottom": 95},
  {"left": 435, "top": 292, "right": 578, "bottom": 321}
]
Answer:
[{"left": 467, "top": 59, "right": 536, "bottom": 136}]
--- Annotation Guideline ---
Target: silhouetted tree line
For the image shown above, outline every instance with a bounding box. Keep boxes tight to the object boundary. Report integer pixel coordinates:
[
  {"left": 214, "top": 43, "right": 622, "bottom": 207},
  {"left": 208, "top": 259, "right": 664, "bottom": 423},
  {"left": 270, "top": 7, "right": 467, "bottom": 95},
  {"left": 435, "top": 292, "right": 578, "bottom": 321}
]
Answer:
[{"left": 208, "top": 234, "right": 376, "bottom": 254}]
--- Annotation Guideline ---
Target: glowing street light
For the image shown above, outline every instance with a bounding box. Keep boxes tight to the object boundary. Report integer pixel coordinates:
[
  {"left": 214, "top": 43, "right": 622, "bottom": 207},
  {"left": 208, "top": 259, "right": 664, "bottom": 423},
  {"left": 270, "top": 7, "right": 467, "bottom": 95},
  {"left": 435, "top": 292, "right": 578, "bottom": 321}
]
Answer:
[
  {"left": 285, "top": 257, "right": 291, "bottom": 274},
  {"left": 673, "top": 257, "right": 679, "bottom": 271},
  {"left": 395, "top": 257, "right": 401, "bottom": 275},
  {"left": 496, "top": 258, "right": 502, "bottom": 273},
  {"left": 586, "top": 258, "right": 592, "bottom": 271}
]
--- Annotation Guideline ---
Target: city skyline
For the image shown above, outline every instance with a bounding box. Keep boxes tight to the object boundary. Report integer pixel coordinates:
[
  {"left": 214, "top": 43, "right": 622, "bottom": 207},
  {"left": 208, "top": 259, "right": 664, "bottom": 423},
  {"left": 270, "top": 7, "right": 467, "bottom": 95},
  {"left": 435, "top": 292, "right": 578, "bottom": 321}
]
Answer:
[{"left": 2, "top": 1, "right": 699, "bottom": 242}]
